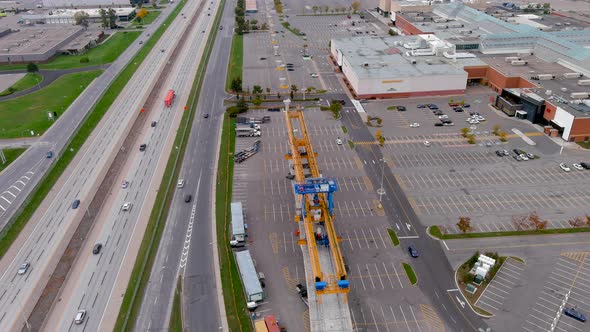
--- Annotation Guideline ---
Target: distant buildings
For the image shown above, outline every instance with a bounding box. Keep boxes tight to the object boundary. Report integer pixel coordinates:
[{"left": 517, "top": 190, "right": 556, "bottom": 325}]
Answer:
[{"left": 21, "top": 7, "right": 136, "bottom": 24}]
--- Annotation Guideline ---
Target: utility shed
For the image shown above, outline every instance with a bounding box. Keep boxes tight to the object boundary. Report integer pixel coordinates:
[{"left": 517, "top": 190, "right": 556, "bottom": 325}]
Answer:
[
  {"left": 231, "top": 202, "right": 246, "bottom": 241},
  {"left": 235, "top": 250, "right": 265, "bottom": 302}
]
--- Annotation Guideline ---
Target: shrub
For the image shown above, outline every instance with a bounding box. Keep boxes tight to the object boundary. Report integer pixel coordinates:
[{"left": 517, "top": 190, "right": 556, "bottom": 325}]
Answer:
[{"left": 80, "top": 56, "right": 90, "bottom": 63}]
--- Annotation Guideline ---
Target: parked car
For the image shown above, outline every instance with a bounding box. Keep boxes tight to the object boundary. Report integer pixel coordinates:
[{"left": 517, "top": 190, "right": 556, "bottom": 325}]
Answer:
[
  {"left": 427, "top": 104, "right": 439, "bottom": 110},
  {"left": 408, "top": 245, "right": 419, "bottom": 258},
  {"left": 526, "top": 153, "right": 535, "bottom": 159},
  {"left": 560, "top": 163, "right": 571, "bottom": 172},
  {"left": 93, "top": 243, "right": 102, "bottom": 254},
  {"left": 18, "top": 262, "right": 30, "bottom": 275},
  {"left": 519, "top": 154, "right": 529, "bottom": 161},
  {"left": 501, "top": 150, "right": 510, "bottom": 156},
  {"left": 72, "top": 199, "right": 80, "bottom": 209},
  {"left": 580, "top": 162, "right": 590, "bottom": 169},
  {"left": 513, "top": 155, "right": 523, "bottom": 161},
  {"left": 563, "top": 307, "right": 586, "bottom": 322},
  {"left": 311, "top": 73, "right": 319, "bottom": 78},
  {"left": 396, "top": 106, "right": 406, "bottom": 111},
  {"left": 139, "top": 144, "right": 147, "bottom": 151},
  {"left": 417, "top": 104, "right": 426, "bottom": 108},
  {"left": 423, "top": 141, "right": 431, "bottom": 147},
  {"left": 495, "top": 150, "right": 504, "bottom": 157},
  {"left": 572, "top": 163, "right": 584, "bottom": 171},
  {"left": 434, "top": 123, "right": 444, "bottom": 127},
  {"left": 336, "top": 137, "right": 343, "bottom": 145},
  {"left": 409, "top": 123, "right": 420, "bottom": 128}
]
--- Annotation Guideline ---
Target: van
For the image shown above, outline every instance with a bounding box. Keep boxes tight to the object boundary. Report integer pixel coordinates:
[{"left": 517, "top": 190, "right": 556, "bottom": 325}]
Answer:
[
  {"left": 184, "top": 194, "right": 192, "bottom": 203},
  {"left": 74, "top": 310, "right": 86, "bottom": 324}
]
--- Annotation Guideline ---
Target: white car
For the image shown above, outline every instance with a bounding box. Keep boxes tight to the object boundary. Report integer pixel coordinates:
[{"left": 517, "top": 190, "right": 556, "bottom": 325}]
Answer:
[
  {"left": 177, "top": 179, "right": 185, "bottom": 188},
  {"left": 311, "top": 73, "right": 319, "bottom": 78},
  {"left": 519, "top": 154, "right": 529, "bottom": 161},
  {"left": 121, "top": 180, "right": 129, "bottom": 189},
  {"left": 336, "top": 138, "right": 343, "bottom": 145},
  {"left": 122, "top": 202, "right": 132, "bottom": 211},
  {"left": 438, "top": 115, "right": 449, "bottom": 119},
  {"left": 18, "top": 262, "right": 30, "bottom": 275},
  {"left": 560, "top": 163, "right": 571, "bottom": 172},
  {"left": 423, "top": 141, "right": 431, "bottom": 147},
  {"left": 409, "top": 123, "right": 420, "bottom": 128},
  {"left": 74, "top": 310, "right": 86, "bottom": 325},
  {"left": 572, "top": 163, "right": 584, "bottom": 171}
]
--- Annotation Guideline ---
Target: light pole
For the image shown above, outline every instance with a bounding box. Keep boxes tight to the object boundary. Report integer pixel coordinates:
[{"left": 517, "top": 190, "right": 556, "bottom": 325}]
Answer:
[{"left": 377, "top": 158, "right": 385, "bottom": 209}]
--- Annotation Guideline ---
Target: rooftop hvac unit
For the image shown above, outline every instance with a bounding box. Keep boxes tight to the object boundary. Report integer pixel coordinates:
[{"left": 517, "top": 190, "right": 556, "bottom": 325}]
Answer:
[
  {"left": 537, "top": 74, "right": 555, "bottom": 80},
  {"left": 434, "top": 18, "right": 448, "bottom": 23},
  {"left": 504, "top": 56, "right": 521, "bottom": 62},
  {"left": 363, "top": 62, "right": 369, "bottom": 67},
  {"left": 577, "top": 79, "right": 590, "bottom": 86},
  {"left": 459, "top": 29, "right": 472, "bottom": 34},
  {"left": 570, "top": 92, "right": 589, "bottom": 99},
  {"left": 449, "top": 23, "right": 464, "bottom": 28},
  {"left": 561, "top": 87, "right": 567, "bottom": 92},
  {"left": 511, "top": 60, "right": 527, "bottom": 66},
  {"left": 563, "top": 72, "right": 582, "bottom": 79},
  {"left": 439, "top": 25, "right": 448, "bottom": 29},
  {"left": 410, "top": 59, "right": 417, "bottom": 64}
]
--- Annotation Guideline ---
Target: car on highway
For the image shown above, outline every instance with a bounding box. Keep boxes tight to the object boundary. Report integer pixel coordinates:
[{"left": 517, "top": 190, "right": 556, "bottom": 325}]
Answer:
[
  {"left": 72, "top": 199, "right": 80, "bottom": 209},
  {"left": 151, "top": 121, "right": 157, "bottom": 127},
  {"left": 184, "top": 194, "right": 192, "bottom": 203},
  {"left": 409, "top": 123, "right": 420, "bottom": 128},
  {"left": 287, "top": 68, "right": 295, "bottom": 71},
  {"left": 408, "top": 245, "right": 419, "bottom": 258},
  {"left": 220, "top": 25, "right": 223, "bottom": 30},
  {"left": 563, "top": 307, "right": 586, "bottom": 322},
  {"left": 259, "top": 57, "right": 267, "bottom": 60},
  {"left": 204, "top": 113, "right": 209, "bottom": 118},
  {"left": 423, "top": 141, "right": 431, "bottom": 147},
  {"left": 18, "top": 262, "right": 30, "bottom": 275},
  {"left": 122, "top": 180, "right": 129, "bottom": 188},
  {"left": 46, "top": 151, "right": 53, "bottom": 158},
  {"left": 177, "top": 179, "right": 185, "bottom": 188},
  {"left": 560, "top": 163, "right": 571, "bottom": 172},
  {"left": 74, "top": 310, "right": 87, "bottom": 325},
  {"left": 336, "top": 137, "right": 343, "bottom": 145},
  {"left": 139, "top": 40, "right": 143, "bottom": 44},
  {"left": 92, "top": 243, "right": 102, "bottom": 255},
  {"left": 122, "top": 202, "right": 132, "bottom": 211},
  {"left": 572, "top": 163, "right": 584, "bottom": 171},
  {"left": 311, "top": 73, "right": 319, "bottom": 78},
  {"left": 139, "top": 144, "right": 147, "bottom": 151},
  {"left": 161, "top": 49, "right": 165, "bottom": 52}
]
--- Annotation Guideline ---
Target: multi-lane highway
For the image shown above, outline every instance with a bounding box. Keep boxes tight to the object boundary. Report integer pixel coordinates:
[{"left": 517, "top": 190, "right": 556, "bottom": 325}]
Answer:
[
  {"left": 135, "top": 0, "right": 234, "bottom": 330},
  {"left": 0, "top": 4, "right": 178, "bottom": 227},
  {"left": 0, "top": 1, "right": 208, "bottom": 330}
]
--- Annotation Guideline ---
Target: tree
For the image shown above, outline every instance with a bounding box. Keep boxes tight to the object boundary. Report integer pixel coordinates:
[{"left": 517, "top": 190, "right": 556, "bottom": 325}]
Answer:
[
  {"left": 230, "top": 77, "right": 242, "bottom": 93},
  {"left": 151, "top": 0, "right": 158, "bottom": 8},
  {"left": 26, "top": 62, "right": 39, "bottom": 73},
  {"left": 311, "top": 5, "right": 317, "bottom": 14},
  {"left": 108, "top": 8, "right": 117, "bottom": 28},
  {"left": 325, "top": 5, "right": 329, "bottom": 14},
  {"left": 99, "top": 8, "right": 109, "bottom": 28},
  {"left": 266, "top": 87, "right": 271, "bottom": 93},
  {"left": 568, "top": 216, "right": 585, "bottom": 228},
  {"left": 456, "top": 216, "right": 473, "bottom": 233},
  {"left": 136, "top": 8, "right": 148, "bottom": 22},
  {"left": 74, "top": 10, "right": 90, "bottom": 28},
  {"left": 235, "top": 6, "right": 244, "bottom": 16},
  {"left": 252, "top": 85, "right": 263, "bottom": 94},
  {"left": 236, "top": 97, "right": 248, "bottom": 113},
  {"left": 461, "top": 127, "right": 470, "bottom": 138},
  {"left": 586, "top": 215, "right": 590, "bottom": 227},
  {"left": 528, "top": 211, "right": 547, "bottom": 230},
  {"left": 499, "top": 131, "right": 507, "bottom": 142},
  {"left": 260, "top": 22, "right": 268, "bottom": 30},
  {"left": 492, "top": 124, "right": 501, "bottom": 135}
]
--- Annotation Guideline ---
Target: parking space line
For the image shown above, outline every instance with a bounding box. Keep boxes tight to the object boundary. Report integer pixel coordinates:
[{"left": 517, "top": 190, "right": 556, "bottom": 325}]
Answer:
[
  {"left": 382, "top": 262, "right": 395, "bottom": 289},
  {"left": 399, "top": 305, "right": 412, "bottom": 332},
  {"left": 409, "top": 306, "right": 423, "bottom": 332},
  {"left": 374, "top": 263, "right": 385, "bottom": 289},
  {"left": 391, "top": 262, "right": 404, "bottom": 288},
  {"left": 380, "top": 306, "right": 391, "bottom": 332},
  {"left": 356, "top": 265, "right": 366, "bottom": 290}
]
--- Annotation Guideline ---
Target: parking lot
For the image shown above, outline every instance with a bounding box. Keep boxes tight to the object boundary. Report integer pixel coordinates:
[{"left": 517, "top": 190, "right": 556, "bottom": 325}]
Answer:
[
  {"left": 475, "top": 257, "right": 525, "bottom": 313},
  {"left": 231, "top": 107, "right": 449, "bottom": 331}
]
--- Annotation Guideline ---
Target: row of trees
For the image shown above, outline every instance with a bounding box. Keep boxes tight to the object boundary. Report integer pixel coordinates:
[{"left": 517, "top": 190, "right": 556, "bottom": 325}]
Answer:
[
  {"left": 309, "top": 2, "right": 360, "bottom": 15},
  {"left": 73, "top": 8, "right": 118, "bottom": 29}
]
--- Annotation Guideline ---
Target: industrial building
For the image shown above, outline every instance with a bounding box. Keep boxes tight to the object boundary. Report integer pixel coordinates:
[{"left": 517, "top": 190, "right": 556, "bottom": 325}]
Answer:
[
  {"left": 231, "top": 201, "right": 246, "bottom": 242},
  {"left": 42, "top": 0, "right": 132, "bottom": 8},
  {"left": 0, "top": 26, "right": 83, "bottom": 63},
  {"left": 245, "top": 0, "right": 257, "bottom": 13},
  {"left": 21, "top": 7, "right": 136, "bottom": 24},
  {"left": 235, "top": 250, "right": 264, "bottom": 302}
]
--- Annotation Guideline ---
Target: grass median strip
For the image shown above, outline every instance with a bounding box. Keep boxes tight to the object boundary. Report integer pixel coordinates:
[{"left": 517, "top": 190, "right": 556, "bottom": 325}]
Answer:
[
  {"left": 0, "top": 70, "right": 103, "bottom": 138},
  {"left": 168, "top": 278, "right": 183, "bottom": 332},
  {"left": 114, "top": 0, "right": 226, "bottom": 329},
  {"left": 217, "top": 113, "right": 251, "bottom": 331},
  {"left": 0, "top": 73, "right": 42, "bottom": 96},
  {"left": 0, "top": 0, "right": 185, "bottom": 264},
  {"left": 402, "top": 263, "right": 417, "bottom": 285},
  {"left": 428, "top": 225, "right": 590, "bottom": 240},
  {"left": 387, "top": 228, "right": 400, "bottom": 247},
  {"left": 0, "top": 148, "right": 26, "bottom": 173},
  {"left": 226, "top": 33, "right": 243, "bottom": 92}
]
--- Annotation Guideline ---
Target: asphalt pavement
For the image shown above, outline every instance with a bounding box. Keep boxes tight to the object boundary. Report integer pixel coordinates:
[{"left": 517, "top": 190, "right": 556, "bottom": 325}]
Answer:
[
  {"left": 339, "top": 105, "right": 489, "bottom": 332},
  {"left": 0, "top": 3, "right": 176, "bottom": 230},
  {"left": 134, "top": 0, "right": 233, "bottom": 330}
]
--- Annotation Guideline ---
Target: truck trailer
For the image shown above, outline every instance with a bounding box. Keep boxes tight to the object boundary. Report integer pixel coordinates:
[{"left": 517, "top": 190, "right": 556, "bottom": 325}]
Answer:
[
  {"left": 236, "top": 127, "right": 261, "bottom": 137},
  {"left": 164, "top": 89, "right": 175, "bottom": 107}
]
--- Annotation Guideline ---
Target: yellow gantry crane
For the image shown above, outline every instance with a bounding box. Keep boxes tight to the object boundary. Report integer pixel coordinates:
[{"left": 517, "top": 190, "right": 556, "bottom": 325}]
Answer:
[{"left": 284, "top": 107, "right": 349, "bottom": 294}]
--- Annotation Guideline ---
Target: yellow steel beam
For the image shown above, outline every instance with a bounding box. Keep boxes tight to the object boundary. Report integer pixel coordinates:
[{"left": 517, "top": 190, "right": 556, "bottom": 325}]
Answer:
[{"left": 284, "top": 110, "right": 323, "bottom": 283}]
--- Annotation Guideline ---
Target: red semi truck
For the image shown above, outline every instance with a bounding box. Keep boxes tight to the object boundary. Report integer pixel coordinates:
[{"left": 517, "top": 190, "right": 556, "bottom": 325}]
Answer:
[{"left": 164, "top": 89, "right": 175, "bottom": 107}]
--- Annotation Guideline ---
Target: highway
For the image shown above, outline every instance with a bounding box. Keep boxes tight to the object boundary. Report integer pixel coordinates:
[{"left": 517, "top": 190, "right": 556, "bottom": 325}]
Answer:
[
  {"left": 0, "top": 1, "right": 207, "bottom": 330},
  {"left": 339, "top": 106, "right": 489, "bottom": 332},
  {"left": 41, "top": 1, "right": 220, "bottom": 331},
  {"left": 0, "top": 3, "right": 178, "bottom": 228},
  {"left": 135, "top": 0, "right": 234, "bottom": 330}
]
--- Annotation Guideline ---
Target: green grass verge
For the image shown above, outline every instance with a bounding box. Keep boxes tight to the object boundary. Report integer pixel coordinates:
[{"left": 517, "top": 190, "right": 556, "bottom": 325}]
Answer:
[
  {"left": 114, "top": 0, "right": 229, "bottom": 329},
  {"left": 577, "top": 141, "right": 590, "bottom": 149},
  {"left": 168, "top": 278, "right": 183, "bottom": 332},
  {"left": 429, "top": 225, "right": 590, "bottom": 240},
  {"left": 134, "top": 10, "right": 161, "bottom": 25},
  {"left": 386, "top": 106, "right": 397, "bottom": 110},
  {"left": 341, "top": 125, "right": 347, "bottom": 134},
  {"left": 402, "top": 263, "right": 417, "bottom": 285},
  {"left": 0, "top": 0, "right": 185, "bottom": 263},
  {"left": 0, "top": 70, "right": 102, "bottom": 139},
  {"left": 225, "top": 33, "right": 243, "bottom": 92},
  {"left": 217, "top": 113, "right": 252, "bottom": 331},
  {"left": 0, "top": 148, "right": 26, "bottom": 173},
  {"left": 0, "top": 73, "right": 43, "bottom": 96},
  {"left": 0, "top": 31, "right": 140, "bottom": 71},
  {"left": 280, "top": 21, "right": 301, "bottom": 36},
  {"left": 347, "top": 140, "right": 354, "bottom": 149},
  {"left": 387, "top": 228, "right": 400, "bottom": 246}
]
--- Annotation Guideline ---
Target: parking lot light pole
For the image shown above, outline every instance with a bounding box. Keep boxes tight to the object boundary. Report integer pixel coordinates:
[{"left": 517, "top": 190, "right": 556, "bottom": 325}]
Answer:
[{"left": 377, "top": 158, "right": 386, "bottom": 209}]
